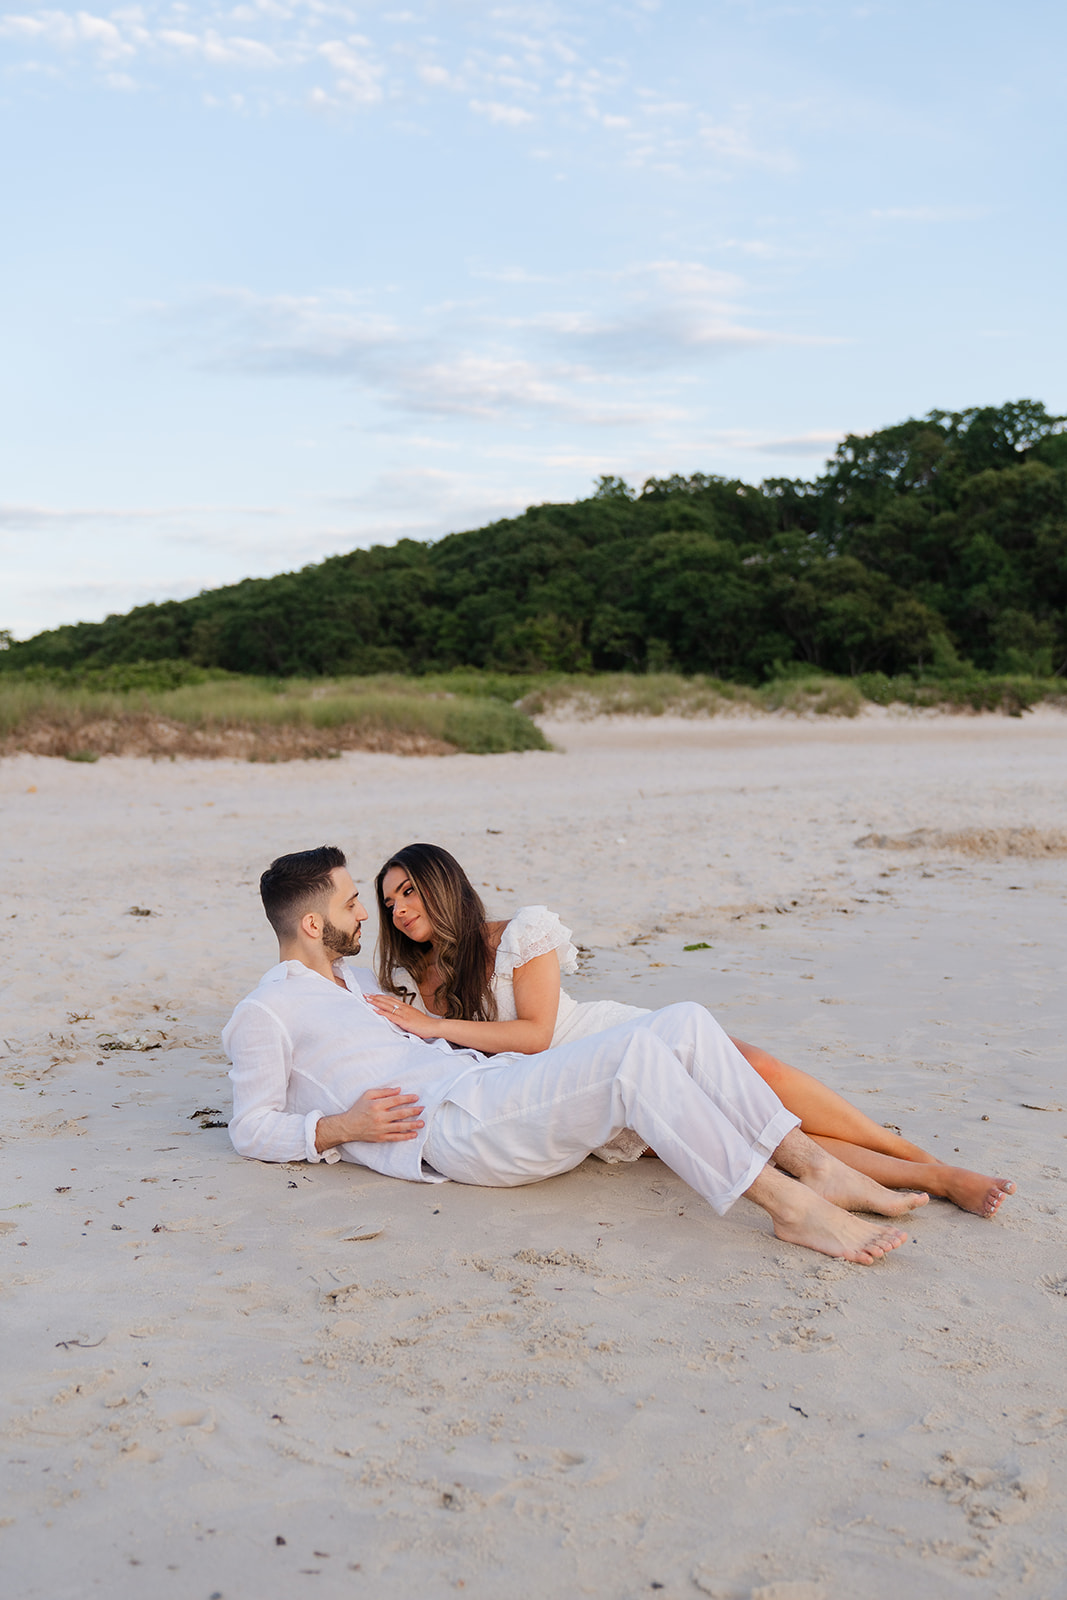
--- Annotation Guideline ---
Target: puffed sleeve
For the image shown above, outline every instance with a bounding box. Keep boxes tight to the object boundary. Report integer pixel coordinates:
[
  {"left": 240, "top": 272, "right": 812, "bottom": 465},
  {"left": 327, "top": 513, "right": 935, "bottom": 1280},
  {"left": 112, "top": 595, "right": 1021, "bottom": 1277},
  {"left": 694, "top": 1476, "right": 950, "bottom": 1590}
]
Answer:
[{"left": 496, "top": 906, "right": 579, "bottom": 978}]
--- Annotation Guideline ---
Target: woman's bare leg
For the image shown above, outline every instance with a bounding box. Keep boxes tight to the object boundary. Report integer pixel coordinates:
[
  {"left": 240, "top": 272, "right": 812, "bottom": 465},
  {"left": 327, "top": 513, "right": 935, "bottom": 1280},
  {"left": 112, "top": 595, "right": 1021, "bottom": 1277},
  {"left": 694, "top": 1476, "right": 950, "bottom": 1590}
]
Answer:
[
  {"left": 731, "top": 1037, "right": 1015, "bottom": 1216},
  {"left": 810, "top": 1136, "right": 1015, "bottom": 1218},
  {"left": 730, "top": 1037, "right": 936, "bottom": 1161}
]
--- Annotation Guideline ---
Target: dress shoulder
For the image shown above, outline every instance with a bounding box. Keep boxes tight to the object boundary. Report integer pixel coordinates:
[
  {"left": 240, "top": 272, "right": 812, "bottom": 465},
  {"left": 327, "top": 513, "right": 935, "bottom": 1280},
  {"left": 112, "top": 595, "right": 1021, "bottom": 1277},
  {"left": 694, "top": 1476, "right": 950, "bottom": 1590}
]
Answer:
[{"left": 495, "top": 905, "right": 580, "bottom": 980}]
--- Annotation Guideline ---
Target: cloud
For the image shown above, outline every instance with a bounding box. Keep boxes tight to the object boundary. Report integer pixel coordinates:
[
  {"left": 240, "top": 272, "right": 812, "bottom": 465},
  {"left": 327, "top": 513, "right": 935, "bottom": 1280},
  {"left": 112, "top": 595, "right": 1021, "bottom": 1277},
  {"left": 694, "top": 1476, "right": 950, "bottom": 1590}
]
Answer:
[
  {"left": 516, "top": 260, "right": 830, "bottom": 374},
  {"left": 417, "top": 62, "right": 454, "bottom": 87},
  {"left": 0, "top": 502, "right": 157, "bottom": 531},
  {"left": 158, "top": 287, "right": 405, "bottom": 376},
  {"left": 697, "top": 117, "right": 795, "bottom": 172},
  {"left": 155, "top": 264, "right": 806, "bottom": 430},
  {"left": 152, "top": 254, "right": 834, "bottom": 432},
  {"left": 323, "top": 465, "right": 533, "bottom": 530},
  {"left": 382, "top": 352, "right": 687, "bottom": 425},
  {"left": 0, "top": 5, "right": 384, "bottom": 101},
  {"left": 316, "top": 37, "right": 382, "bottom": 102},
  {"left": 1, "top": 9, "right": 134, "bottom": 59},
  {"left": 0, "top": 2, "right": 796, "bottom": 177},
  {"left": 0, "top": 500, "right": 278, "bottom": 534},
  {"left": 469, "top": 98, "right": 535, "bottom": 125},
  {"left": 869, "top": 205, "right": 988, "bottom": 223},
  {"left": 740, "top": 432, "right": 843, "bottom": 457}
]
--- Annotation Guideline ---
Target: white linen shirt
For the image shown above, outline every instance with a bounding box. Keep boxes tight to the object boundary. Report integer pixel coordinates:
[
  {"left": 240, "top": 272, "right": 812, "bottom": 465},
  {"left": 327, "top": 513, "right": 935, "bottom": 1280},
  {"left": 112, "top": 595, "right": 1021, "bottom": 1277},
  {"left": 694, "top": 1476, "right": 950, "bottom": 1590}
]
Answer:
[{"left": 223, "top": 959, "right": 494, "bottom": 1181}]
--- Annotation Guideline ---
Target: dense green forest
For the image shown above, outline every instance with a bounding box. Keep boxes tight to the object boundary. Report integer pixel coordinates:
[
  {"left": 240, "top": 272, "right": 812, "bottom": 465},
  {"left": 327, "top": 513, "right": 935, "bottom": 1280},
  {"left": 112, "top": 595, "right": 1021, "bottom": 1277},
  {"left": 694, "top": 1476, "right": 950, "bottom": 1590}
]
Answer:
[{"left": 5, "top": 400, "right": 1066, "bottom": 682}]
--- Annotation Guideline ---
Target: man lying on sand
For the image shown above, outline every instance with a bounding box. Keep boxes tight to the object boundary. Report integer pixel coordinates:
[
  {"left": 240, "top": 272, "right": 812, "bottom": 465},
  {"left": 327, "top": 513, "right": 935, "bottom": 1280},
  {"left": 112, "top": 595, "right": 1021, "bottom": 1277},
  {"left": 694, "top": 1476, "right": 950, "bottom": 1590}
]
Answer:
[{"left": 225, "top": 847, "right": 928, "bottom": 1265}]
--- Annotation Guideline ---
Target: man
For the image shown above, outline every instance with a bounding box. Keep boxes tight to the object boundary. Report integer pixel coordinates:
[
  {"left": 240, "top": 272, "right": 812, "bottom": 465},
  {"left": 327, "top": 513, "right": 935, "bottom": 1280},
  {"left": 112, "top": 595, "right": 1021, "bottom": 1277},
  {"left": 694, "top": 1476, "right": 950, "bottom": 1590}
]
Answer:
[{"left": 225, "top": 847, "right": 926, "bottom": 1263}]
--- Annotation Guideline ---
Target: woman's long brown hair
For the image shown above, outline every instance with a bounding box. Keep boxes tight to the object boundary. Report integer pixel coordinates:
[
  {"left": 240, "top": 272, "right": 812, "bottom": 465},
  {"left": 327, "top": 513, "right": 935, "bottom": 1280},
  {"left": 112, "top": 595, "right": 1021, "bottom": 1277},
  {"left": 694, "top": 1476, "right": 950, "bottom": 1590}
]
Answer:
[{"left": 375, "top": 843, "right": 497, "bottom": 1021}]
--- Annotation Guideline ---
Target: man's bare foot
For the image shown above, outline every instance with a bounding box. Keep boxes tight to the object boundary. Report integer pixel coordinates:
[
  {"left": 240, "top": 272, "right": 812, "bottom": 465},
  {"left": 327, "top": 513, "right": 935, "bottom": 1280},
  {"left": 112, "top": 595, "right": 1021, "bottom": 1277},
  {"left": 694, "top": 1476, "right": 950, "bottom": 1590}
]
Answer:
[
  {"left": 936, "top": 1169, "right": 1015, "bottom": 1217},
  {"left": 774, "top": 1128, "right": 928, "bottom": 1216},
  {"left": 746, "top": 1166, "right": 909, "bottom": 1264}
]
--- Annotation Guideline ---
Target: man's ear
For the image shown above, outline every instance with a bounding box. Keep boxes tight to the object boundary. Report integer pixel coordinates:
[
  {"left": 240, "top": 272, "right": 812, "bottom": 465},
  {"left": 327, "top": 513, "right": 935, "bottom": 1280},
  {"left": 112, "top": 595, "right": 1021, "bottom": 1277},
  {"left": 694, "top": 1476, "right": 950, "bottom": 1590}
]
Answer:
[{"left": 299, "top": 909, "right": 323, "bottom": 942}]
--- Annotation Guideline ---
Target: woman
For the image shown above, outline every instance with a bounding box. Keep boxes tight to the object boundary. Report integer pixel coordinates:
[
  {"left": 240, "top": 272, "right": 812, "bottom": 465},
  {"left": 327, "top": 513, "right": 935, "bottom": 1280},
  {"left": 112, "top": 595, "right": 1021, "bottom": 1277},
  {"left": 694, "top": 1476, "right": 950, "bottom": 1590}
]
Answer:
[{"left": 367, "top": 843, "right": 1013, "bottom": 1217}]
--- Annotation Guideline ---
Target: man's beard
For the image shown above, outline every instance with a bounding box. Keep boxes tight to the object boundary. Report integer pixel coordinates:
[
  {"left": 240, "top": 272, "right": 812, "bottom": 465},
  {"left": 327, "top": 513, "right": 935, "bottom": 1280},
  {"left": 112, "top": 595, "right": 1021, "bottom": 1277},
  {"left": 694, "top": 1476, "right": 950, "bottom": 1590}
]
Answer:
[{"left": 322, "top": 918, "right": 362, "bottom": 958}]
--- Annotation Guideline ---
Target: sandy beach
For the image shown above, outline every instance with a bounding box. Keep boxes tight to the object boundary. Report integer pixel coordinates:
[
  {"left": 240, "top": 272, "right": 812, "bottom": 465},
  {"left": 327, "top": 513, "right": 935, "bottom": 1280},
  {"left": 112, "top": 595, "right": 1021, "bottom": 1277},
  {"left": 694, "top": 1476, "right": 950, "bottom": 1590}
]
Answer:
[{"left": 2, "top": 709, "right": 1065, "bottom": 1599}]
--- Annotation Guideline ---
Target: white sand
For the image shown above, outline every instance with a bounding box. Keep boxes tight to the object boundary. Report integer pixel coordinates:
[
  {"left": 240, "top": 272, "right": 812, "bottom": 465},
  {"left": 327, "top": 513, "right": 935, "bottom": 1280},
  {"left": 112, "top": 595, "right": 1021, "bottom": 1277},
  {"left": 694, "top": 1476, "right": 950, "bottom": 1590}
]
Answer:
[{"left": 2, "top": 710, "right": 1065, "bottom": 1598}]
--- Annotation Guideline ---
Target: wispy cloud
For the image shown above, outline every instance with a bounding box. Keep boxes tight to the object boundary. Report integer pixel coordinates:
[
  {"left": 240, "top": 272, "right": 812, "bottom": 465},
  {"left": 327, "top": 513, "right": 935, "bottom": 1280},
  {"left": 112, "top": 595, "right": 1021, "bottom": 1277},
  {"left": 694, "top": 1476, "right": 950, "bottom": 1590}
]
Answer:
[
  {"left": 0, "top": 499, "right": 279, "bottom": 535},
  {"left": 869, "top": 205, "right": 989, "bottom": 223},
  {"left": 153, "top": 259, "right": 826, "bottom": 428},
  {"left": 469, "top": 98, "right": 535, "bottom": 125},
  {"left": 739, "top": 431, "right": 843, "bottom": 457},
  {"left": 0, "top": 2, "right": 794, "bottom": 172}
]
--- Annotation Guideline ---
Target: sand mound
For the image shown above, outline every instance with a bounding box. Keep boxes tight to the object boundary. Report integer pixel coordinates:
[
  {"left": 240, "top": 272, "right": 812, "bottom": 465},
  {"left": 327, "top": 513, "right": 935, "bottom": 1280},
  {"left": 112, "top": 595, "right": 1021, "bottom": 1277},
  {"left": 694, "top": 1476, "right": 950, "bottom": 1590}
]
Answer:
[{"left": 854, "top": 826, "right": 1067, "bottom": 858}]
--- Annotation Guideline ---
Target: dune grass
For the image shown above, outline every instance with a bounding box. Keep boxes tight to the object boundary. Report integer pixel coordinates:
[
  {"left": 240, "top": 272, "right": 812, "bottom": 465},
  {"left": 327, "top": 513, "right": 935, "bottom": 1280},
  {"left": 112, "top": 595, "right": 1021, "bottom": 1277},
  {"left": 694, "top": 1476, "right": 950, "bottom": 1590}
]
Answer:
[
  {"left": 0, "top": 674, "right": 549, "bottom": 760},
  {"left": 2, "top": 664, "right": 1063, "bottom": 761},
  {"left": 512, "top": 668, "right": 1066, "bottom": 719},
  {"left": 511, "top": 669, "right": 1066, "bottom": 719}
]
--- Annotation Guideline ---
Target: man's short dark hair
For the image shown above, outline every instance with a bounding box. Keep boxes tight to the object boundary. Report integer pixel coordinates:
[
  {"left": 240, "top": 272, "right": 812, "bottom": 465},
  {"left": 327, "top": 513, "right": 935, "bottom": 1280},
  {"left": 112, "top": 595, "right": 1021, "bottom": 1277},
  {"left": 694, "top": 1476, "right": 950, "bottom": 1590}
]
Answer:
[{"left": 260, "top": 846, "right": 347, "bottom": 940}]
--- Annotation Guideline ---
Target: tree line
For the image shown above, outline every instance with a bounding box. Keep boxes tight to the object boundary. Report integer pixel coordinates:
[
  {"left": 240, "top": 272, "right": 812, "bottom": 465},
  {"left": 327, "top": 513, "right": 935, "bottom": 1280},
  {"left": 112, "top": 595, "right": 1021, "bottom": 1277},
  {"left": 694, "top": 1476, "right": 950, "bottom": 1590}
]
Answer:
[{"left": 5, "top": 400, "right": 1066, "bottom": 682}]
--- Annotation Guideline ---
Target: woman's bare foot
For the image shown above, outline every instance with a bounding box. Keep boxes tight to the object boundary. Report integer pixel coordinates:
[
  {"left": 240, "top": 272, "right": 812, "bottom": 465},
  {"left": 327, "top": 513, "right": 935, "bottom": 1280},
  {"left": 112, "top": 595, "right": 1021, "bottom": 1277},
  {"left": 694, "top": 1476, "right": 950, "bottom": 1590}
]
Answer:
[
  {"left": 807, "top": 1136, "right": 1015, "bottom": 1218},
  {"left": 746, "top": 1165, "right": 909, "bottom": 1263},
  {"left": 935, "top": 1169, "right": 1015, "bottom": 1217},
  {"left": 773, "top": 1128, "right": 929, "bottom": 1217}
]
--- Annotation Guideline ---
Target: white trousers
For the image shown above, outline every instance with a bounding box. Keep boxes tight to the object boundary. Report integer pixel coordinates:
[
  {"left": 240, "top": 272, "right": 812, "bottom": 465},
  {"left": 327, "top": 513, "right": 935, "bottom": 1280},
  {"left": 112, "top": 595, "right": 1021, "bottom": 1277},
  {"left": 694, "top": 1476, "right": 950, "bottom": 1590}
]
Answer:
[{"left": 424, "top": 1001, "right": 799, "bottom": 1215}]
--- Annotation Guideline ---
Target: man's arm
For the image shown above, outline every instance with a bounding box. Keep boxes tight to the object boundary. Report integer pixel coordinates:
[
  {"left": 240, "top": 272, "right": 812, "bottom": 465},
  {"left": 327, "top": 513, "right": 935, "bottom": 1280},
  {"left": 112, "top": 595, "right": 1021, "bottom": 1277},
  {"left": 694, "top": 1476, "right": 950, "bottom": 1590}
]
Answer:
[
  {"left": 313, "top": 1088, "right": 424, "bottom": 1153},
  {"left": 225, "top": 1000, "right": 424, "bottom": 1163},
  {"left": 226, "top": 1000, "right": 326, "bottom": 1162}
]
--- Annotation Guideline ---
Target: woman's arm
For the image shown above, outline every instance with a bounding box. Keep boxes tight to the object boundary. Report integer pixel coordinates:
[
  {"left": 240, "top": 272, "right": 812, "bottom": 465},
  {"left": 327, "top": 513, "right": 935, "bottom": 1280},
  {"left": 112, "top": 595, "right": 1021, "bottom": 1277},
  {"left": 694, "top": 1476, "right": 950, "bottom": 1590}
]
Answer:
[{"left": 366, "top": 950, "right": 560, "bottom": 1054}]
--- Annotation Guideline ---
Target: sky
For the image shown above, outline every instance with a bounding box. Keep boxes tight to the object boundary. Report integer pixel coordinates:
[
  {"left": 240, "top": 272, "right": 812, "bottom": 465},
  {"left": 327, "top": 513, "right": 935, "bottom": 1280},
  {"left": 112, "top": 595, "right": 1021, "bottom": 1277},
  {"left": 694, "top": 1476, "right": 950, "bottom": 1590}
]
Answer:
[{"left": 2, "top": 0, "right": 1065, "bottom": 639}]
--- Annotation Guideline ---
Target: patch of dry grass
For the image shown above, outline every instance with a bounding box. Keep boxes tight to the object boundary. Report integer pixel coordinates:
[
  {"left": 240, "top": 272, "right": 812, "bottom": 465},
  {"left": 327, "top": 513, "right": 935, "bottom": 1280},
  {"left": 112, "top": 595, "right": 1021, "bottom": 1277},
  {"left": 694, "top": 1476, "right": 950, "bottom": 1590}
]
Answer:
[
  {"left": 516, "top": 671, "right": 867, "bottom": 719},
  {"left": 855, "top": 827, "right": 1067, "bottom": 858},
  {"left": 0, "top": 679, "right": 548, "bottom": 760}
]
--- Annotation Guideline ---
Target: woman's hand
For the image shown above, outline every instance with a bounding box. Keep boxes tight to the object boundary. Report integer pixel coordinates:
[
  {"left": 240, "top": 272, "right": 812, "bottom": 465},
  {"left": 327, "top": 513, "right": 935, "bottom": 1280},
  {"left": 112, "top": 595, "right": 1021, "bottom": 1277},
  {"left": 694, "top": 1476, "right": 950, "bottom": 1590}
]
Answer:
[{"left": 366, "top": 993, "right": 444, "bottom": 1039}]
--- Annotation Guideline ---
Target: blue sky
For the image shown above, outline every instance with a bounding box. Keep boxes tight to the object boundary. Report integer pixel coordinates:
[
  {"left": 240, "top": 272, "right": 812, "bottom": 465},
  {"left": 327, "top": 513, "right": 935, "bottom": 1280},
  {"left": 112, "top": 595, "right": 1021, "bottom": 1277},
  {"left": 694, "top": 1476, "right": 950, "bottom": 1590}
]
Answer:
[{"left": 2, "top": 0, "right": 1064, "bottom": 638}]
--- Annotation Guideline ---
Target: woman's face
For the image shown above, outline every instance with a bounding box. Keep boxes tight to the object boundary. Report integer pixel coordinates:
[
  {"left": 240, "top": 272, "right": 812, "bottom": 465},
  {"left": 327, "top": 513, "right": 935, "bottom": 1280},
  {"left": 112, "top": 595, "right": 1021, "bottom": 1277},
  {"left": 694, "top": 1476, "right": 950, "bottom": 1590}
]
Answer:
[{"left": 381, "top": 866, "right": 435, "bottom": 945}]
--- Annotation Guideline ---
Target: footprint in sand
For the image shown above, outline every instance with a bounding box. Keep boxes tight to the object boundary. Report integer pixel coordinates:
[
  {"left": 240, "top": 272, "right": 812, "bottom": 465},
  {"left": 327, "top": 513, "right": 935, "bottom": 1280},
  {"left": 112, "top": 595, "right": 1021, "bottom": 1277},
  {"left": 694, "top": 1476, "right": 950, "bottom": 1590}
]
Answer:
[
  {"left": 692, "top": 1574, "right": 825, "bottom": 1600},
  {"left": 927, "top": 1453, "right": 1046, "bottom": 1527},
  {"left": 1036, "top": 1272, "right": 1067, "bottom": 1296},
  {"left": 20, "top": 1112, "right": 88, "bottom": 1139}
]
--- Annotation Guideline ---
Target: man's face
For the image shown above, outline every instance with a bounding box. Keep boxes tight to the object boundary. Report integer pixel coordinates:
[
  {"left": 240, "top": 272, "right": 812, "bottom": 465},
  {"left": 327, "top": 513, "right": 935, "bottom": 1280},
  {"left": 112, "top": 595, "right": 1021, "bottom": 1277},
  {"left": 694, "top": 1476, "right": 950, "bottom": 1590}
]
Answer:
[{"left": 320, "top": 867, "right": 368, "bottom": 959}]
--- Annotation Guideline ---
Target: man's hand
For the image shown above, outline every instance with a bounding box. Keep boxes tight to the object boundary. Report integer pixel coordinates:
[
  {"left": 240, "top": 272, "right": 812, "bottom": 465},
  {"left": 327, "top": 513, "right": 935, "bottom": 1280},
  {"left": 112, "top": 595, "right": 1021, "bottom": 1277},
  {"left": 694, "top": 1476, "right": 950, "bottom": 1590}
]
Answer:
[{"left": 314, "top": 1087, "right": 424, "bottom": 1153}]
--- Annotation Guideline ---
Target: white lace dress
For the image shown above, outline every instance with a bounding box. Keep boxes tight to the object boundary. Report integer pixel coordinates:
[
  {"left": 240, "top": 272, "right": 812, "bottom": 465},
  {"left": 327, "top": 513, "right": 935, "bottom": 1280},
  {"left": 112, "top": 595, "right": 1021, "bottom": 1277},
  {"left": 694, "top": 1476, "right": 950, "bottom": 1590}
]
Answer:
[
  {"left": 402, "top": 905, "right": 650, "bottom": 1162},
  {"left": 491, "top": 906, "right": 650, "bottom": 1164}
]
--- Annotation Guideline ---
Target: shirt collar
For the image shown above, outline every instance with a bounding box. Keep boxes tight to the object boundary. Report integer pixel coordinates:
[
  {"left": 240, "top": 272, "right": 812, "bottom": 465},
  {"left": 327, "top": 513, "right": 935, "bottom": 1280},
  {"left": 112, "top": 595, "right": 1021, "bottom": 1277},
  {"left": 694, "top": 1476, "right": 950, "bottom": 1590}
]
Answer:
[{"left": 258, "top": 958, "right": 365, "bottom": 994}]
